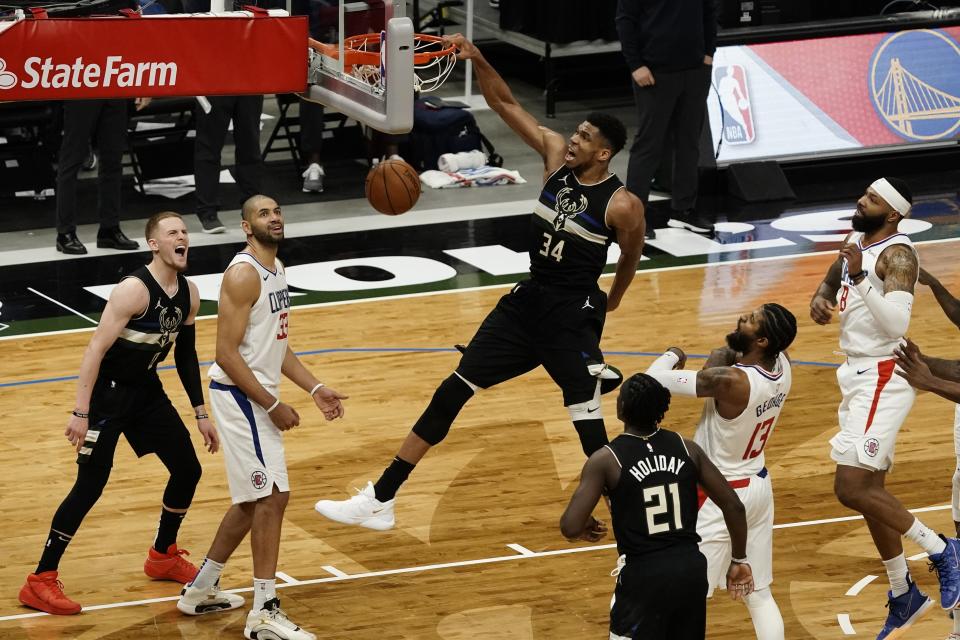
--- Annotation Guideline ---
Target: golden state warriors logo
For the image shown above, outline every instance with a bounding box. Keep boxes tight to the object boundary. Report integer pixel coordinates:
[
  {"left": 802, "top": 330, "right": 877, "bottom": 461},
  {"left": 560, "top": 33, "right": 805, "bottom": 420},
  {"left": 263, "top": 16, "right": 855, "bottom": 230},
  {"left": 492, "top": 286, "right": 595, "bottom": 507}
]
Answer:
[
  {"left": 553, "top": 186, "right": 588, "bottom": 231},
  {"left": 870, "top": 29, "right": 960, "bottom": 141}
]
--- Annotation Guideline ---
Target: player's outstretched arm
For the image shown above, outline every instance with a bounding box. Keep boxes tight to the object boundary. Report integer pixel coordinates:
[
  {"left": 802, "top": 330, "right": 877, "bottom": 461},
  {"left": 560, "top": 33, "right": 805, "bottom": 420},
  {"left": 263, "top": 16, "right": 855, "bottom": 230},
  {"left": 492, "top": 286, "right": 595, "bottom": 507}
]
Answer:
[
  {"left": 66, "top": 278, "right": 149, "bottom": 452},
  {"left": 280, "top": 346, "right": 349, "bottom": 421},
  {"left": 810, "top": 256, "right": 842, "bottom": 325},
  {"left": 688, "top": 438, "right": 753, "bottom": 600},
  {"left": 606, "top": 190, "right": 645, "bottom": 312},
  {"left": 919, "top": 268, "right": 960, "bottom": 329},
  {"left": 443, "top": 34, "right": 566, "bottom": 173},
  {"left": 895, "top": 338, "right": 960, "bottom": 401},
  {"left": 175, "top": 279, "right": 218, "bottom": 453},
  {"left": 215, "top": 263, "right": 299, "bottom": 431},
  {"left": 560, "top": 448, "right": 616, "bottom": 542}
]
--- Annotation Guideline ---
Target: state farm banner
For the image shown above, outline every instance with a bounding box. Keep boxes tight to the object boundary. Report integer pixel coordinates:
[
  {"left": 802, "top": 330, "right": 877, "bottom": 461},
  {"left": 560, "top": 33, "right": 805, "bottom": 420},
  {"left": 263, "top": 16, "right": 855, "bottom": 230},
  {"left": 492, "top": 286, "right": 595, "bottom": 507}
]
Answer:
[{"left": 0, "top": 13, "right": 308, "bottom": 100}]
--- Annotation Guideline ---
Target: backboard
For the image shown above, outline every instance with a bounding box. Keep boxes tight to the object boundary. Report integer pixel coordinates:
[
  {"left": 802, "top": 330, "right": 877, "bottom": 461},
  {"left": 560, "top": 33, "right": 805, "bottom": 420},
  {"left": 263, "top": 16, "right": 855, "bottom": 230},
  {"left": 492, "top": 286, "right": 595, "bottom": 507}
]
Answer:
[{"left": 304, "top": 0, "right": 414, "bottom": 134}]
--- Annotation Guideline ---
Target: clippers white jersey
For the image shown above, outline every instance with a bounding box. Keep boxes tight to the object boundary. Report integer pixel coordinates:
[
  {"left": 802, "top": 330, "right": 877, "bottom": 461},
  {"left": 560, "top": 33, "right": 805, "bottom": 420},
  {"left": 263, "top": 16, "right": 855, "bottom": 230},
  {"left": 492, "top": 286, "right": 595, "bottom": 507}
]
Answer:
[
  {"left": 693, "top": 353, "right": 792, "bottom": 478},
  {"left": 209, "top": 253, "right": 290, "bottom": 392},
  {"left": 837, "top": 231, "right": 917, "bottom": 357}
]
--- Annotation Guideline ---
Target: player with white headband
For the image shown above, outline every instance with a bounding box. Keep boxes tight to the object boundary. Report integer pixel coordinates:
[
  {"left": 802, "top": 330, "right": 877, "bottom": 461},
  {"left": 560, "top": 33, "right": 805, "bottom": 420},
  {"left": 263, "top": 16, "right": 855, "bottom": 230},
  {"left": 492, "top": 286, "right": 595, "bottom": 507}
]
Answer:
[{"left": 810, "top": 177, "right": 960, "bottom": 639}]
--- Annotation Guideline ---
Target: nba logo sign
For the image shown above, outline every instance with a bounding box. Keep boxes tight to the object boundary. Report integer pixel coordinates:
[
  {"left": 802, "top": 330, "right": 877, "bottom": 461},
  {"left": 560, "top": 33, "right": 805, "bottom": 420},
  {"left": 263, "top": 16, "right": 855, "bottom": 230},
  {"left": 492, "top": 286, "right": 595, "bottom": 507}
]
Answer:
[
  {"left": 863, "top": 438, "right": 881, "bottom": 458},
  {"left": 714, "top": 64, "right": 756, "bottom": 145}
]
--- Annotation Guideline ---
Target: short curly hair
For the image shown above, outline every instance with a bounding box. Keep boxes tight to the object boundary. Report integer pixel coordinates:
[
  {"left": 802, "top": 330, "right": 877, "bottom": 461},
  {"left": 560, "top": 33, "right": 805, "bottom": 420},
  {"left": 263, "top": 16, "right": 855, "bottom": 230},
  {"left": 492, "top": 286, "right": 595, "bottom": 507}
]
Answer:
[{"left": 619, "top": 373, "right": 671, "bottom": 429}]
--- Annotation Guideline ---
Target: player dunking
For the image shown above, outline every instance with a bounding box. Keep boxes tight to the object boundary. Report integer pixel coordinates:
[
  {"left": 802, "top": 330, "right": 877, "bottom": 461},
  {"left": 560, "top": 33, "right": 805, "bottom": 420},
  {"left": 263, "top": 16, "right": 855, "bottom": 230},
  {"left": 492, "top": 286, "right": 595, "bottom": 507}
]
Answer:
[
  {"left": 175, "top": 195, "right": 347, "bottom": 640},
  {"left": 315, "top": 34, "right": 645, "bottom": 531},
  {"left": 561, "top": 373, "right": 753, "bottom": 639},
  {"left": 645, "top": 304, "right": 797, "bottom": 640},
  {"left": 810, "top": 177, "right": 960, "bottom": 639},
  {"left": 19, "top": 212, "right": 217, "bottom": 615}
]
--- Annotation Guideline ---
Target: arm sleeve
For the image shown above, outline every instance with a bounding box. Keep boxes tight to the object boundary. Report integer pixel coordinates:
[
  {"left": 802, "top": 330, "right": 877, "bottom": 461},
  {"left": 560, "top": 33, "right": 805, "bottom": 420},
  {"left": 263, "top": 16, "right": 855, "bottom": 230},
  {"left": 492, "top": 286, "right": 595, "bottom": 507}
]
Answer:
[
  {"left": 853, "top": 280, "right": 912, "bottom": 339},
  {"left": 174, "top": 323, "right": 205, "bottom": 408},
  {"left": 703, "top": 0, "right": 718, "bottom": 57},
  {"left": 647, "top": 369, "right": 699, "bottom": 397},
  {"left": 615, "top": 0, "right": 647, "bottom": 71},
  {"left": 646, "top": 351, "right": 680, "bottom": 372}
]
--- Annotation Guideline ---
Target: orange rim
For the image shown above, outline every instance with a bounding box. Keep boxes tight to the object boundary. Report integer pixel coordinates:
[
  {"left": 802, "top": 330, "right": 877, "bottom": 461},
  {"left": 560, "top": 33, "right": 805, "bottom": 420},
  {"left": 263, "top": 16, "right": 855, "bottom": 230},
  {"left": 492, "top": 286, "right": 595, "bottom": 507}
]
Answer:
[{"left": 309, "top": 33, "right": 457, "bottom": 67}]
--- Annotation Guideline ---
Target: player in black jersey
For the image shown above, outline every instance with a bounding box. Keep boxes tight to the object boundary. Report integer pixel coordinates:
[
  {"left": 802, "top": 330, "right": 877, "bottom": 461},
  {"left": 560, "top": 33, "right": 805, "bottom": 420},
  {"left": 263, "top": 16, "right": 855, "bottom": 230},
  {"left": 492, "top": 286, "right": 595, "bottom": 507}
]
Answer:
[
  {"left": 18, "top": 212, "right": 218, "bottom": 616},
  {"left": 562, "top": 373, "right": 752, "bottom": 639},
  {"left": 314, "top": 34, "right": 646, "bottom": 533}
]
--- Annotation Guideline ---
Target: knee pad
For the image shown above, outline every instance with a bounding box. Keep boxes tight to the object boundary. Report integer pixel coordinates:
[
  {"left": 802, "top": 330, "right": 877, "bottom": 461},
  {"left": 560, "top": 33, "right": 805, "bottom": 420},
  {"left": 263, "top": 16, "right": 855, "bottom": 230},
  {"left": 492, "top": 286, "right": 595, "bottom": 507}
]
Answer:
[
  {"left": 412, "top": 374, "right": 475, "bottom": 445},
  {"left": 567, "top": 396, "right": 602, "bottom": 422}
]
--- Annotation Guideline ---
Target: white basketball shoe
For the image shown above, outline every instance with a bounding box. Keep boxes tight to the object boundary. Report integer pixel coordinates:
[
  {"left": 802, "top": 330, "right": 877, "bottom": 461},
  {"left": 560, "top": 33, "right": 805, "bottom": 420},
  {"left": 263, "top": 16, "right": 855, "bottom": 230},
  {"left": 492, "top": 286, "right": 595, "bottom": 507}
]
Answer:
[
  {"left": 314, "top": 481, "right": 395, "bottom": 530},
  {"left": 177, "top": 582, "right": 245, "bottom": 615},
  {"left": 244, "top": 598, "right": 316, "bottom": 640}
]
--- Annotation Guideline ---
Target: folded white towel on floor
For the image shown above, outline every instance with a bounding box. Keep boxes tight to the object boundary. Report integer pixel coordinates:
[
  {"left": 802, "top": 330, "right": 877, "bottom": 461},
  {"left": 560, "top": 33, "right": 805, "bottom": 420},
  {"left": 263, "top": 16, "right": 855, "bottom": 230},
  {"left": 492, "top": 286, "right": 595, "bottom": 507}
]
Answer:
[{"left": 420, "top": 166, "right": 527, "bottom": 189}]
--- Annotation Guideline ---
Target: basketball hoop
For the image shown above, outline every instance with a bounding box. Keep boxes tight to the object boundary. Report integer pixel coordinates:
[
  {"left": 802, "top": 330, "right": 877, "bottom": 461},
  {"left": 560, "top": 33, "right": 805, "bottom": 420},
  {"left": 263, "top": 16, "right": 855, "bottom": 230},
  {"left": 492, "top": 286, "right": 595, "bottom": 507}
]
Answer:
[{"left": 309, "top": 33, "right": 457, "bottom": 93}]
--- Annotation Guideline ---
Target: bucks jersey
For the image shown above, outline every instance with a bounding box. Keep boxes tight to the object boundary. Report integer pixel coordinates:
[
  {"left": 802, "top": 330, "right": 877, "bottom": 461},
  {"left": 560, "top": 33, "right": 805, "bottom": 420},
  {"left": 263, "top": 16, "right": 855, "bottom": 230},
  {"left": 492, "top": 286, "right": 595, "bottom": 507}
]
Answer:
[
  {"left": 530, "top": 165, "right": 623, "bottom": 291},
  {"left": 837, "top": 231, "right": 917, "bottom": 357},
  {"left": 694, "top": 353, "right": 791, "bottom": 478},
  {"left": 99, "top": 265, "right": 190, "bottom": 381},
  {"left": 605, "top": 430, "right": 701, "bottom": 557},
  {"left": 209, "top": 253, "right": 290, "bottom": 392}
]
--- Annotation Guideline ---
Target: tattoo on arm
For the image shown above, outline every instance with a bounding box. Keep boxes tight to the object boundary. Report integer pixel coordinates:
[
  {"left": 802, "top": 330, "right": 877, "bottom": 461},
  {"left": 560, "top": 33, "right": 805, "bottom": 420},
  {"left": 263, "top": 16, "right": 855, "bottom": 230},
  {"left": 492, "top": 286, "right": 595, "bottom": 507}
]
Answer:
[
  {"left": 704, "top": 347, "right": 737, "bottom": 369},
  {"left": 815, "top": 259, "right": 843, "bottom": 301},
  {"left": 881, "top": 246, "right": 918, "bottom": 295},
  {"left": 696, "top": 367, "right": 734, "bottom": 397}
]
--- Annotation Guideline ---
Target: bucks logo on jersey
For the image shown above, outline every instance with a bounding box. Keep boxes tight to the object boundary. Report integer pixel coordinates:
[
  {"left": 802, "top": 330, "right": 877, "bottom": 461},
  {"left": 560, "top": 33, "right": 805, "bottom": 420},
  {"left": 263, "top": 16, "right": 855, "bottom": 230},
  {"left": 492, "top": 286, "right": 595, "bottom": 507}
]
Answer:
[
  {"left": 157, "top": 304, "right": 183, "bottom": 348},
  {"left": 553, "top": 185, "right": 589, "bottom": 232}
]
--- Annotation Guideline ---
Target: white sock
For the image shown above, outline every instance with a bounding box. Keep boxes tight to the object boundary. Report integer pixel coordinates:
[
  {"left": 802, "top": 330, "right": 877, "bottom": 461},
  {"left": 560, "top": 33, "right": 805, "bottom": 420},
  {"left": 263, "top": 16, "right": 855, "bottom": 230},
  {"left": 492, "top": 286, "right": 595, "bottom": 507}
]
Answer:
[
  {"left": 744, "top": 588, "right": 784, "bottom": 640},
  {"left": 191, "top": 557, "right": 225, "bottom": 591},
  {"left": 882, "top": 553, "right": 910, "bottom": 597},
  {"left": 954, "top": 609, "right": 960, "bottom": 634},
  {"left": 253, "top": 578, "right": 277, "bottom": 611},
  {"left": 905, "top": 517, "right": 947, "bottom": 555}
]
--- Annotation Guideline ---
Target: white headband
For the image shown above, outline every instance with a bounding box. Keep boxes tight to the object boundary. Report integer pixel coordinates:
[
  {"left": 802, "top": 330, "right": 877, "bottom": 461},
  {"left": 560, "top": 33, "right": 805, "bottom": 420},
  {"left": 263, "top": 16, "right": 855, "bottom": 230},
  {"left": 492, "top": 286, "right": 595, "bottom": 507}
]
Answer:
[{"left": 870, "top": 178, "right": 911, "bottom": 217}]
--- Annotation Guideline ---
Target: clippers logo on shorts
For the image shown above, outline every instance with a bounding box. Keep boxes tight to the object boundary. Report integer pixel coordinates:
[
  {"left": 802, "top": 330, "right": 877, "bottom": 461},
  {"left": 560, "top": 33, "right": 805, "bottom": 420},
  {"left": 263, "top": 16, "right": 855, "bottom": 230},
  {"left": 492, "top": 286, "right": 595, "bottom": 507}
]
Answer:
[
  {"left": 864, "top": 437, "right": 881, "bottom": 458},
  {"left": 714, "top": 64, "right": 755, "bottom": 145},
  {"left": 251, "top": 470, "right": 268, "bottom": 490},
  {"left": 553, "top": 186, "right": 589, "bottom": 231},
  {"left": 0, "top": 59, "right": 17, "bottom": 90}
]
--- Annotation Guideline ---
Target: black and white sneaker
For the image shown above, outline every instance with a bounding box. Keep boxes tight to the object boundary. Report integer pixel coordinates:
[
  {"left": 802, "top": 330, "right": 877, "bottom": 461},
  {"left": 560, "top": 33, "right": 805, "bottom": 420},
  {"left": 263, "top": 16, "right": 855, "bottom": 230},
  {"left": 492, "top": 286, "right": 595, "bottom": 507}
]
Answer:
[
  {"left": 177, "top": 582, "right": 244, "bottom": 615},
  {"left": 667, "top": 210, "right": 714, "bottom": 235},
  {"left": 199, "top": 214, "right": 226, "bottom": 234}
]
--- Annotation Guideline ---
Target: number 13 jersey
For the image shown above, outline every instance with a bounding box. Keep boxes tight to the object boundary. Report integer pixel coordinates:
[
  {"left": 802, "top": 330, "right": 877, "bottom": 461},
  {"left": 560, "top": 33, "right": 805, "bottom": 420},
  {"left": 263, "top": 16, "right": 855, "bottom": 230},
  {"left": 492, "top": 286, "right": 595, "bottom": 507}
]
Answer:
[
  {"left": 208, "top": 252, "right": 290, "bottom": 392},
  {"left": 529, "top": 165, "right": 622, "bottom": 291},
  {"left": 694, "top": 353, "right": 792, "bottom": 478}
]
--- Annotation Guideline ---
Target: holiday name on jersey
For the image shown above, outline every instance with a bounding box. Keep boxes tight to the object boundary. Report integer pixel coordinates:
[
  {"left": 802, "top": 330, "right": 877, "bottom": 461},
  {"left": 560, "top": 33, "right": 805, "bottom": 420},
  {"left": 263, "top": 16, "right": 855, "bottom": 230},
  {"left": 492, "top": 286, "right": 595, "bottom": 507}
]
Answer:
[
  {"left": 628, "top": 455, "right": 687, "bottom": 484},
  {"left": 755, "top": 393, "right": 786, "bottom": 418}
]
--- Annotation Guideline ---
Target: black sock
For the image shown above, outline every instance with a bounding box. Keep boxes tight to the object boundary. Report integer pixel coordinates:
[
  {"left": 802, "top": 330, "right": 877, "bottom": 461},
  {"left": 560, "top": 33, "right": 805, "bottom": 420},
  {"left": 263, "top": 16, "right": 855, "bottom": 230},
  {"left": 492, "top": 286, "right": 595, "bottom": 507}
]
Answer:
[
  {"left": 36, "top": 529, "right": 73, "bottom": 574},
  {"left": 373, "top": 457, "right": 416, "bottom": 502},
  {"left": 154, "top": 508, "right": 186, "bottom": 553},
  {"left": 573, "top": 419, "right": 609, "bottom": 457}
]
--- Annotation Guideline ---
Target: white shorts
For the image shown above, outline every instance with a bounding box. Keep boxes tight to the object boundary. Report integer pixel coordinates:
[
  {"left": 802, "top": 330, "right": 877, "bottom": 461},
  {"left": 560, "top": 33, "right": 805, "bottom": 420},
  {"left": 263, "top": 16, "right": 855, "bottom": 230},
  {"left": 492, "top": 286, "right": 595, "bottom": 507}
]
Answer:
[
  {"left": 698, "top": 470, "right": 774, "bottom": 595},
  {"left": 829, "top": 356, "right": 915, "bottom": 472},
  {"left": 954, "top": 404, "right": 960, "bottom": 458},
  {"left": 210, "top": 381, "right": 289, "bottom": 504}
]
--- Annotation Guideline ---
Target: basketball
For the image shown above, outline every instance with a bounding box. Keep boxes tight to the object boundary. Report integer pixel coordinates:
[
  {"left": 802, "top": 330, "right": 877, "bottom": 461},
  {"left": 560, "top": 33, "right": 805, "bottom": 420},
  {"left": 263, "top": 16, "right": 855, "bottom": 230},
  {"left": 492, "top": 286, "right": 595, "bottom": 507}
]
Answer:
[{"left": 365, "top": 159, "right": 421, "bottom": 215}]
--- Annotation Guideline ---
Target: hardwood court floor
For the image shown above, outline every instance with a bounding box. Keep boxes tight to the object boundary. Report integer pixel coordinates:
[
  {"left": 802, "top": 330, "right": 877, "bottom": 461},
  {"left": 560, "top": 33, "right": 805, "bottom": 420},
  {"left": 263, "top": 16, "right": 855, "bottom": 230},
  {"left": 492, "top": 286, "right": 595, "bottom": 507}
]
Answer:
[{"left": 2, "top": 242, "right": 960, "bottom": 639}]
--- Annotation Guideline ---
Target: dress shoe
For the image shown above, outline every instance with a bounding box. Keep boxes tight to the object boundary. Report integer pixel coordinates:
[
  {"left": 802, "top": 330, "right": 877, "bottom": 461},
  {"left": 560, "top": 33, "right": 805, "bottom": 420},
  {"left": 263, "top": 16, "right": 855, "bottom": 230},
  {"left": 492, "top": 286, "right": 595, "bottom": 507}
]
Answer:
[
  {"left": 56, "top": 232, "right": 87, "bottom": 255},
  {"left": 667, "top": 209, "right": 714, "bottom": 236},
  {"left": 97, "top": 227, "right": 139, "bottom": 250}
]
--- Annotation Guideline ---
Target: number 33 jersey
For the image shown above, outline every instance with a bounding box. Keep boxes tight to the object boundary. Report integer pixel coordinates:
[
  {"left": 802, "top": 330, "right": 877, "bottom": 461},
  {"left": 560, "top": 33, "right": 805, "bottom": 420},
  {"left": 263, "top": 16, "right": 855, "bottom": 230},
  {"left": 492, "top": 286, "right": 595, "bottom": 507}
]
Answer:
[
  {"left": 209, "top": 253, "right": 290, "bottom": 393},
  {"left": 694, "top": 353, "right": 792, "bottom": 478},
  {"left": 529, "top": 165, "right": 623, "bottom": 291}
]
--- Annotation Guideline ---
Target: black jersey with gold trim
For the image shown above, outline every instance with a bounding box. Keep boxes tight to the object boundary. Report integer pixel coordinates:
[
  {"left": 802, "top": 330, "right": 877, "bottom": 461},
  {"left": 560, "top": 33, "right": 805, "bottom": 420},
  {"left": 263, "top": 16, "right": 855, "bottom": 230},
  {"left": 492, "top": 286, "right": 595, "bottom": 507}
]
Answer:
[
  {"left": 528, "top": 165, "right": 623, "bottom": 291},
  {"left": 99, "top": 266, "right": 190, "bottom": 381}
]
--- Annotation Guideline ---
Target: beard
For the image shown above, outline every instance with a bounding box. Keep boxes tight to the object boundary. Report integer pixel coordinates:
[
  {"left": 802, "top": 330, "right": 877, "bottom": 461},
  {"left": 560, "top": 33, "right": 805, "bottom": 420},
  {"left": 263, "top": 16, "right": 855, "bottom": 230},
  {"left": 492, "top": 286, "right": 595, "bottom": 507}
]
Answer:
[
  {"left": 251, "top": 225, "right": 282, "bottom": 245},
  {"left": 726, "top": 329, "right": 754, "bottom": 354},
  {"left": 851, "top": 213, "right": 885, "bottom": 233}
]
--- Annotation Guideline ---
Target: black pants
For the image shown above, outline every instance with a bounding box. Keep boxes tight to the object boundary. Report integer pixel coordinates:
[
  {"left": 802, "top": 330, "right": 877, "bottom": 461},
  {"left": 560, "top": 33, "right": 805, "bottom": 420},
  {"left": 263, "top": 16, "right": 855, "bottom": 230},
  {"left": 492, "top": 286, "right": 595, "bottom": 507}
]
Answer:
[
  {"left": 56, "top": 99, "right": 128, "bottom": 234},
  {"left": 299, "top": 98, "right": 325, "bottom": 163},
  {"left": 610, "top": 547, "right": 708, "bottom": 639},
  {"left": 194, "top": 94, "right": 264, "bottom": 218},
  {"left": 626, "top": 65, "right": 712, "bottom": 217}
]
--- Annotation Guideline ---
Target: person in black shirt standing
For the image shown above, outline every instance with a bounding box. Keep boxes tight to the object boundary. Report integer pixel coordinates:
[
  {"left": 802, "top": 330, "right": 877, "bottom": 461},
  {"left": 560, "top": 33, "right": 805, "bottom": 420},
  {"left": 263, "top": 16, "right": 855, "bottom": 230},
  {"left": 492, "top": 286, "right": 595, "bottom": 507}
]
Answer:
[
  {"left": 314, "top": 33, "right": 646, "bottom": 532},
  {"left": 562, "top": 373, "right": 753, "bottom": 639},
  {"left": 18, "top": 212, "right": 219, "bottom": 616},
  {"left": 616, "top": 0, "right": 717, "bottom": 237}
]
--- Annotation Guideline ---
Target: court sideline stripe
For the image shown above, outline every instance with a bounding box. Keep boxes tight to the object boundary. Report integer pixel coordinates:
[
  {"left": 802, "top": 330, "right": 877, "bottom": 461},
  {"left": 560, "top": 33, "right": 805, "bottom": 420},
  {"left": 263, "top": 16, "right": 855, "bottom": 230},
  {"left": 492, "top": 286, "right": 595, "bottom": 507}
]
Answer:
[
  {"left": 0, "top": 350, "right": 840, "bottom": 388},
  {"left": 3, "top": 234, "right": 958, "bottom": 344},
  {"left": 0, "top": 503, "right": 949, "bottom": 623}
]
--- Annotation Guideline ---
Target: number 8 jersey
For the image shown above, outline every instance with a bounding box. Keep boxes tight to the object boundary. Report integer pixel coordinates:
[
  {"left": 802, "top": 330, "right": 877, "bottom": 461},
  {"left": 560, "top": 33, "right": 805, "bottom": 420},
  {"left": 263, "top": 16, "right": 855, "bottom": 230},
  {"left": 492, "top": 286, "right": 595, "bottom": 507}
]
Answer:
[
  {"left": 209, "top": 252, "right": 290, "bottom": 393},
  {"left": 694, "top": 353, "right": 792, "bottom": 478}
]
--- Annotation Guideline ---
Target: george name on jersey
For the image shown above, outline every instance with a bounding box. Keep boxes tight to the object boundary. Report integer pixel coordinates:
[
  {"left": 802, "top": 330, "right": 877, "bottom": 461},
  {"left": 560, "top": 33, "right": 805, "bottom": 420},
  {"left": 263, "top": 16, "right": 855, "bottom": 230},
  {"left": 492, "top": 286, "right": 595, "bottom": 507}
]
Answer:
[
  {"left": 755, "top": 393, "right": 786, "bottom": 418},
  {"left": 628, "top": 455, "right": 686, "bottom": 484},
  {"left": 269, "top": 289, "right": 291, "bottom": 314}
]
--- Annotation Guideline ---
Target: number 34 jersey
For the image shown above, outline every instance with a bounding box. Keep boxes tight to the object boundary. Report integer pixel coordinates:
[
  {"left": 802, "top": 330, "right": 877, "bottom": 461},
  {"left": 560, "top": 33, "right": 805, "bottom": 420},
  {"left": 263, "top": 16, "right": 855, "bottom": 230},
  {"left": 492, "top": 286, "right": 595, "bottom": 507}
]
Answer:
[
  {"left": 529, "top": 165, "right": 623, "bottom": 291},
  {"left": 694, "top": 353, "right": 792, "bottom": 478}
]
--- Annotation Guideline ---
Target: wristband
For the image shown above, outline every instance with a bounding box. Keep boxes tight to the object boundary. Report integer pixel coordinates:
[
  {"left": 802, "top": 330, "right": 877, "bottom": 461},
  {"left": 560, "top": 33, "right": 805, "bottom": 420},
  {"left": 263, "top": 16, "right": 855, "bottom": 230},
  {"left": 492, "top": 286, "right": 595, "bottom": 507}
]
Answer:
[
  {"left": 266, "top": 399, "right": 280, "bottom": 413},
  {"left": 731, "top": 557, "right": 749, "bottom": 564},
  {"left": 309, "top": 383, "right": 325, "bottom": 396},
  {"left": 71, "top": 409, "right": 89, "bottom": 419},
  {"left": 195, "top": 413, "right": 209, "bottom": 420},
  {"left": 849, "top": 270, "right": 866, "bottom": 282}
]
